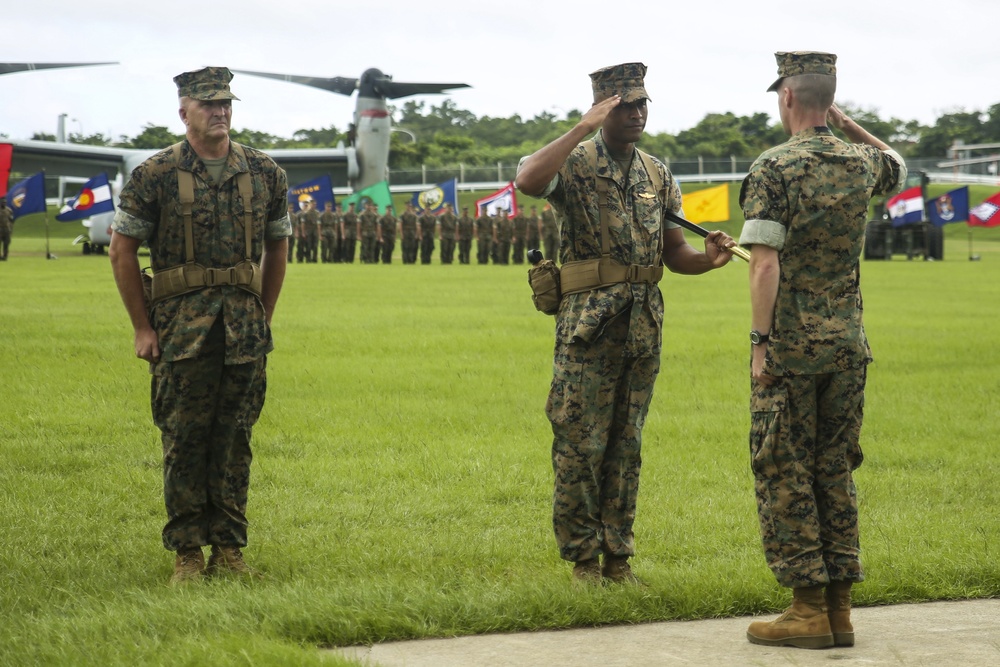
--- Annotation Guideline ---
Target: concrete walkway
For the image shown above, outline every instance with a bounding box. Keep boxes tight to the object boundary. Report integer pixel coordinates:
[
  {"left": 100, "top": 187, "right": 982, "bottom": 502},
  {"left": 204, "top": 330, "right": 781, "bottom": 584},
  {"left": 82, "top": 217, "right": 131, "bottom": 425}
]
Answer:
[{"left": 333, "top": 599, "right": 1000, "bottom": 666}]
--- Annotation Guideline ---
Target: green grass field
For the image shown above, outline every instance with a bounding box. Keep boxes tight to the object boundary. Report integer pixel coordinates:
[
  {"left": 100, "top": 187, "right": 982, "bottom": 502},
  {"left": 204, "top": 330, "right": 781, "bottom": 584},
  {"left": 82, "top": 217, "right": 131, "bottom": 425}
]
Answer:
[{"left": 2, "top": 204, "right": 999, "bottom": 666}]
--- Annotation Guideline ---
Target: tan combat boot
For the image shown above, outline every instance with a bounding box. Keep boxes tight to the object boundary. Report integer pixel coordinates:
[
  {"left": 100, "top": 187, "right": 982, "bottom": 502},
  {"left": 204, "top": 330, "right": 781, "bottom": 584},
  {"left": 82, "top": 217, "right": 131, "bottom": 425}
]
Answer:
[
  {"left": 572, "top": 557, "right": 602, "bottom": 585},
  {"left": 206, "top": 546, "right": 260, "bottom": 578},
  {"left": 826, "top": 580, "right": 854, "bottom": 646},
  {"left": 746, "top": 585, "right": 834, "bottom": 649},
  {"left": 602, "top": 555, "right": 639, "bottom": 585},
  {"left": 170, "top": 547, "right": 205, "bottom": 585}
]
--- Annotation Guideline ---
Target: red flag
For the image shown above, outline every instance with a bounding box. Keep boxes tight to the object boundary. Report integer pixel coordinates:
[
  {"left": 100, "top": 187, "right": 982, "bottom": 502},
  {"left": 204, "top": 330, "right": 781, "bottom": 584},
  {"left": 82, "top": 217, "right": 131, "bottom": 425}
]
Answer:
[
  {"left": 475, "top": 182, "right": 518, "bottom": 217},
  {"left": 969, "top": 192, "right": 1000, "bottom": 227},
  {"left": 0, "top": 143, "right": 12, "bottom": 197}
]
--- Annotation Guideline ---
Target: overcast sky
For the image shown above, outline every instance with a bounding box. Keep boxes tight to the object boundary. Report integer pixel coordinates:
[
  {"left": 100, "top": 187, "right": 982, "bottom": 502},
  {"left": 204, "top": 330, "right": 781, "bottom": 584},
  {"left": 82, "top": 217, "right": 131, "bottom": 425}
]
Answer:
[{"left": 3, "top": 0, "right": 997, "bottom": 144}]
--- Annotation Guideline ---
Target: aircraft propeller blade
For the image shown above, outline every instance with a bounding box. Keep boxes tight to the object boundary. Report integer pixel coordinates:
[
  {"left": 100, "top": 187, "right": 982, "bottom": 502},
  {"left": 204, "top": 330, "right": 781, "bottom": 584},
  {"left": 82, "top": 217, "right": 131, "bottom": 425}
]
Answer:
[
  {"left": 376, "top": 80, "right": 471, "bottom": 100},
  {"left": 232, "top": 69, "right": 359, "bottom": 96},
  {"left": 0, "top": 62, "right": 117, "bottom": 75}
]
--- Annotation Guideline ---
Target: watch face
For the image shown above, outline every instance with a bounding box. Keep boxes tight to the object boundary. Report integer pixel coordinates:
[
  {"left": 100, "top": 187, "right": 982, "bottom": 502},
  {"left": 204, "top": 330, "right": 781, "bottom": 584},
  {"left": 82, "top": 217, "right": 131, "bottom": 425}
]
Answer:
[{"left": 750, "top": 331, "right": 760, "bottom": 344}]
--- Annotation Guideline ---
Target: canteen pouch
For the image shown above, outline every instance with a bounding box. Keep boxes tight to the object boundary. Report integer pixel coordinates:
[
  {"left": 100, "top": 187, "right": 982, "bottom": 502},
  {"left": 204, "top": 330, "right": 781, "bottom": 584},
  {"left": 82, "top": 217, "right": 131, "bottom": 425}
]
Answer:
[{"left": 528, "top": 259, "right": 562, "bottom": 315}]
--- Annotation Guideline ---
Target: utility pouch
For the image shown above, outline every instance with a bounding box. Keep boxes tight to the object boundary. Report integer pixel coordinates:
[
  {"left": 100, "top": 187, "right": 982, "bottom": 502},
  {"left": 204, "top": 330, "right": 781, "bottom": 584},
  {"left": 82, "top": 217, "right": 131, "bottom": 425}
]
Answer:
[{"left": 528, "top": 259, "right": 562, "bottom": 315}]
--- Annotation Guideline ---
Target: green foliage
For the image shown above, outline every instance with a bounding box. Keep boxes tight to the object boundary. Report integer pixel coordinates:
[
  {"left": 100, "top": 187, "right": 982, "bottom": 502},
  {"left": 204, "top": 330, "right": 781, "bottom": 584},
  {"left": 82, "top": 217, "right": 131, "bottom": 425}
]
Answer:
[
  {"left": 2, "top": 215, "right": 1000, "bottom": 665},
  {"left": 121, "top": 123, "right": 183, "bottom": 149}
]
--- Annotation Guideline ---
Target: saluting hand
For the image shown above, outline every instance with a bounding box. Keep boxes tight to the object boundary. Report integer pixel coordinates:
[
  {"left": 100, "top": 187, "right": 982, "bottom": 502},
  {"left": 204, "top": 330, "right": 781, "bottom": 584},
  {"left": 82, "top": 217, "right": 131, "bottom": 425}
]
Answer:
[{"left": 579, "top": 95, "right": 622, "bottom": 134}]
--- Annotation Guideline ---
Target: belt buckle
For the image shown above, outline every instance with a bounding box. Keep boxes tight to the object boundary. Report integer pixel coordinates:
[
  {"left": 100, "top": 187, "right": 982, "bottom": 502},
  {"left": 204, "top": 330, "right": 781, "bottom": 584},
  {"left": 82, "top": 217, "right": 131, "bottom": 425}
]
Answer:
[{"left": 626, "top": 265, "right": 640, "bottom": 283}]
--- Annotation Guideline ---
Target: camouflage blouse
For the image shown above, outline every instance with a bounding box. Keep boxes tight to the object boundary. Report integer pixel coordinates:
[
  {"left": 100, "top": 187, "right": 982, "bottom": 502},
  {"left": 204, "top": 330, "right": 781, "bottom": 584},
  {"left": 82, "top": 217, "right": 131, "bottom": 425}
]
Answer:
[
  {"left": 113, "top": 139, "right": 290, "bottom": 365},
  {"left": 740, "top": 127, "right": 905, "bottom": 375}
]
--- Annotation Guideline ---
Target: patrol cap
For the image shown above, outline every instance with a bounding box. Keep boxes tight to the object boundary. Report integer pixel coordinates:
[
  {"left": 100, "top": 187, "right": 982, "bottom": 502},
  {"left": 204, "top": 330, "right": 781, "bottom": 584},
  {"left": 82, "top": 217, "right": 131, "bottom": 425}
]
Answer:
[
  {"left": 590, "top": 62, "right": 651, "bottom": 104},
  {"left": 173, "top": 66, "right": 240, "bottom": 101},
  {"left": 767, "top": 51, "right": 836, "bottom": 92}
]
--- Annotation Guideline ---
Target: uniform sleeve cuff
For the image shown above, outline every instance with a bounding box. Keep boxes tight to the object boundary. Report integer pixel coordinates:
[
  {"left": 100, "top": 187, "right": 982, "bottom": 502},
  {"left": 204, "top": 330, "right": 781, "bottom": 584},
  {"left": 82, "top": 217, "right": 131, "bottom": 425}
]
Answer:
[{"left": 739, "top": 218, "right": 786, "bottom": 250}]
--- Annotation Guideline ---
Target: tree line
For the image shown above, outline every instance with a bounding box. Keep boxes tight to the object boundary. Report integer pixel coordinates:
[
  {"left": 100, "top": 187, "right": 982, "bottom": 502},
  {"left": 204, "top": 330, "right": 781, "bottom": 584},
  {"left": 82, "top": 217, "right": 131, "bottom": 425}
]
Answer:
[{"left": 26, "top": 98, "right": 1000, "bottom": 170}]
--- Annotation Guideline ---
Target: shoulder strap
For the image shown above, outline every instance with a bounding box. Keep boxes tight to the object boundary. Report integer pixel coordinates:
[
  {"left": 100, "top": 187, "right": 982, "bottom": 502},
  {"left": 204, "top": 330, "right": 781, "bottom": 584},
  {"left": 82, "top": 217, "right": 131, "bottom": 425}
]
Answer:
[
  {"left": 229, "top": 142, "right": 254, "bottom": 261},
  {"left": 172, "top": 143, "right": 196, "bottom": 265},
  {"left": 581, "top": 140, "right": 612, "bottom": 258}
]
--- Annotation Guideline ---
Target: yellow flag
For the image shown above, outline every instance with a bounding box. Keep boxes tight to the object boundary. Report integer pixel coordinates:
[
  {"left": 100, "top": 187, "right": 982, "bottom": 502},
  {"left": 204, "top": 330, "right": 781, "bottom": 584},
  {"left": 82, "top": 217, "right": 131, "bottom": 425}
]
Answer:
[{"left": 682, "top": 183, "right": 729, "bottom": 224}]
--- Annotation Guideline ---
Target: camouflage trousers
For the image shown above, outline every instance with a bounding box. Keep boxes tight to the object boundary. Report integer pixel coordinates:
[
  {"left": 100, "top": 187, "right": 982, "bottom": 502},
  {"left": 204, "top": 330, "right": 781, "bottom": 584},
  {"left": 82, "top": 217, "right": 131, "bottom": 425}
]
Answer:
[
  {"left": 477, "top": 238, "right": 492, "bottom": 265},
  {"left": 440, "top": 238, "right": 456, "bottom": 264},
  {"left": 381, "top": 235, "right": 396, "bottom": 263},
  {"left": 547, "top": 314, "right": 660, "bottom": 563},
  {"left": 750, "top": 368, "right": 866, "bottom": 588},
  {"left": 152, "top": 324, "right": 267, "bottom": 551},
  {"left": 420, "top": 235, "right": 435, "bottom": 264},
  {"left": 458, "top": 239, "right": 472, "bottom": 264}
]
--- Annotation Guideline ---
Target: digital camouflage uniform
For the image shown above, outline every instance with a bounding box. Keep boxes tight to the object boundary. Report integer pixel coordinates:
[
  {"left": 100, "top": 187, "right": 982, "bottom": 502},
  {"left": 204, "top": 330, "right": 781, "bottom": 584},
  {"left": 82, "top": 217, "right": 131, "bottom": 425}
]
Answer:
[
  {"left": 286, "top": 208, "right": 298, "bottom": 262},
  {"left": 379, "top": 211, "right": 397, "bottom": 263},
  {"left": 418, "top": 211, "right": 436, "bottom": 264},
  {"left": 400, "top": 209, "right": 418, "bottom": 264},
  {"left": 0, "top": 202, "right": 13, "bottom": 260},
  {"left": 299, "top": 206, "right": 320, "bottom": 263},
  {"left": 540, "top": 206, "right": 559, "bottom": 263},
  {"left": 475, "top": 212, "right": 493, "bottom": 264},
  {"left": 511, "top": 210, "right": 528, "bottom": 264},
  {"left": 525, "top": 130, "right": 683, "bottom": 563},
  {"left": 457, "top": 211, "right": 475, "bottom": 264},
  {"left": 740, "top": 127, "right": 905, "bottom": 588},
  {"left": 525, "top": 209, "right": 541, "bottom": 257},
  {"left": 494, "top": 213, "right": 513, "bottom": 264},
  {"left": 112, "top": 138, "right": 291, "bottom": 552},
  {"left": 340, "top": 208, "right": 358, "bottom": 263},
  {"left": 438, "top": 209, "right": 458, "bottom": 264},
  {"left": 320, "top": 207, "right": 340, "bottom": 263},
  {"left": 358, "top": 208, "right": 380, "bottom": 264}
]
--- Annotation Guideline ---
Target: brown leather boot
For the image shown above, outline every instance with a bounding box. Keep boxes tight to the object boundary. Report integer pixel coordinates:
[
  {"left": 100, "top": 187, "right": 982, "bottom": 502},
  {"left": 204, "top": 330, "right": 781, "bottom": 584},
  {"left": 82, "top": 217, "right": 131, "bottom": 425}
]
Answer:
[
  {"left": 572, "top": 557, "right": 602, "bottom": 585},
  {"left": 169, "top": 547, "right": 205, "bottom": 585},
  {"left": 747, "top": 585, "right": 834, "bottom": 649},
  {"left": 602, "top": 555, "right": 639, "bottom": 584},
  {"left": 826, "top": 580, "right": 854, "bottom": 646},
  {"left": 206, "top": 546, "right": 260, "bottom": 578}
]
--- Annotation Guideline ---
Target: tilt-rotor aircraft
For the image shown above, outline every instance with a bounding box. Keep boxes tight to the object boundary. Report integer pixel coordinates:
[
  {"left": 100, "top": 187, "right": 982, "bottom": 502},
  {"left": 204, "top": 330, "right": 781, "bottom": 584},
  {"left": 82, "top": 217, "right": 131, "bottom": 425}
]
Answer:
[
  {"left": 4, "top": 63, "right": 469, "bottom": 253},
  {"left": 232, "top": 67, "right": 470, "bottom": 190}
]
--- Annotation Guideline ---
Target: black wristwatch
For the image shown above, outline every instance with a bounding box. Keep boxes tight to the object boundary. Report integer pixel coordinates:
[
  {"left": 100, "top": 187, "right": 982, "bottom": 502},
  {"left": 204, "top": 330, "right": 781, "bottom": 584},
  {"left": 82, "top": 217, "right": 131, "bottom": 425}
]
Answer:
[{"left": 750, "top": 330, "right": 770, "bottom": 346}]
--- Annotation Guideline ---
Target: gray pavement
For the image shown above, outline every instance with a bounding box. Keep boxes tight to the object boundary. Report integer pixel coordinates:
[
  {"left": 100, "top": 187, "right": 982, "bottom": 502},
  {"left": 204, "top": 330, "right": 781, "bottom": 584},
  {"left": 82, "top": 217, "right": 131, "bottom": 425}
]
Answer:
[{"left": 333, "top": 599, "right": 1000, "bottom": 666}]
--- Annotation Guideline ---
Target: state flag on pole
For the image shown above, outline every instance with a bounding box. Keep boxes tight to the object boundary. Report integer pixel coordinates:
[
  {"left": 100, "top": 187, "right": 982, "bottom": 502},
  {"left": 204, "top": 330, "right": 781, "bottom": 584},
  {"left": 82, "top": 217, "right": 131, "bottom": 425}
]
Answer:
[
  {"left": 0, "top": 143, "right": 12, "bottom": 196},
  {"left": 341, "top": 180, "right": 393, "bottom": 215},
  {"left": 886, "top": 186, "right": 924, "bottom": 226},
  {"left": 412, "top": 178, "right": 458, "bottom": 214},
  {"left": 8, "top": 171, "right": 47, "bottom": 220},
  {"left": 927, "top": 186, "right": 969, "bottom": 226},
  {"left": 56, "top": 172, "right": 115, "bottom": 222},
  {"left": 969, "top": 191, "right": 1000, "bottom": 227},
  {"left": 682, "top": 183, "right": 729, "bottom": 223},
  {"left": 288, "top": 174, "right": 334, "bottom": 213},
  {"left": 475, "top": 182, "right": 517, "bottom": 217}
]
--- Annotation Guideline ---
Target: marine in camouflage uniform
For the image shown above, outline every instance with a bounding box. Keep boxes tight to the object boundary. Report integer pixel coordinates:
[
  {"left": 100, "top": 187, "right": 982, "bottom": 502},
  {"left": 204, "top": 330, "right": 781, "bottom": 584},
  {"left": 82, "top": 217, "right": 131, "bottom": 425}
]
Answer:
[
  {"left": 740, "top": 52, "right": 906, "bottom": 649},
  {"left": 299, "top": 200, "right": 320, "bottom": 263},
  {"left": 525, "top": 205, "right": 541, "bottom": 259},
  {"left": 108, "top": 66, "right": 291, "bottom": 584},
  {"left": 438, "top": 203, "right": 458, "bottom": 264},
  {"left": 0, "top": 197, "right": 13, "bottom": 260},
  {"left": 515, "top": 62, "right": 734, "bottom": 584},
  {"left": 340, "top": 203, "right": 358, "bottom": 263},
  {"left": 418, "top": 209, "right": 436, "bottom": 264},
  {"left": 319, "top": 201, "right": 340, "bottom": 263},
  {"left": 399, "top": 203, "right": 419, "bottom": 264},
  {"left": 358, "top": 202, "right": 381, "bottom": 264},
  {"left": 285, "top": 203, "right": 298, "bottom": 263},
  {"left": 379, "top": 205, "right": 398, "bottom": 263},
  {"left": 511, "top": 208, "right": 528, "bottom": 264},
  {"left": 457, "top": 206, "right": 475, "bottom": 264},
  {"left": 540, "top": 205, "right": 559, "bottom": 263},
  {"left": 494, "top": 210, "right": 513, "bottom": 264},
  {"left": 475, "top": 210, "right": 493, "bottom": 264}
]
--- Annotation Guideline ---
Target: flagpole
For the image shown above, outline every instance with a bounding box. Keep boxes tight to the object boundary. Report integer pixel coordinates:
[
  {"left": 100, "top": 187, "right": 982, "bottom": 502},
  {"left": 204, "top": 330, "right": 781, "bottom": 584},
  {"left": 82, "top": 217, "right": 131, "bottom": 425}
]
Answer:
[{"left": 43, "top": 169, "right": 56, "bottom": 260}]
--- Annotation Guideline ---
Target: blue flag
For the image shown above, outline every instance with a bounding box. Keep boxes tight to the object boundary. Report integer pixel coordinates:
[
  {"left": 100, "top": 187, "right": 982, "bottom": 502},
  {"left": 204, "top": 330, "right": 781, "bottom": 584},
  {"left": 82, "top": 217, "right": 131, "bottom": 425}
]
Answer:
[
  {"left": 56, "top": 172, "right": 115, "bottom": 222},
  {"left": 8, "top": 172, "right": 46, "bottom": 220},
  {"left": 288, "top": 174, "right": 334, "bottom": 213},
  {"left": 927, "top": 186, "right": 969, "bottom": 226},
  {"left": 411, "top": 179, "right": 458, "bottom": 214}
]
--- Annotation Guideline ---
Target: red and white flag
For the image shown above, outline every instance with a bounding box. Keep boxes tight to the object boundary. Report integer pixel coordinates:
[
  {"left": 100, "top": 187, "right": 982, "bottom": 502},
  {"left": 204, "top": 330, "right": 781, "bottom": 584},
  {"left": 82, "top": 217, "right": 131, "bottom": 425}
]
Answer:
[{"left": 969, "top": 192, "right": 1000, "bottom": 227}]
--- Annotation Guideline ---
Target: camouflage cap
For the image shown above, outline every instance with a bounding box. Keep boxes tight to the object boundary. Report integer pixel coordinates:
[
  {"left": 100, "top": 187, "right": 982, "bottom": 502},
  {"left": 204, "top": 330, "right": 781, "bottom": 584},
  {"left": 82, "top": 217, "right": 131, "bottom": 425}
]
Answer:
[
  {"left": 590, "top": 62, "right": 651, "bottom": 104},
  {"left": 767, "top": 51, "right": 836, "bottom": 92},
  {"left": 173, "top": 66, "right": 240, "bottom": 101}
]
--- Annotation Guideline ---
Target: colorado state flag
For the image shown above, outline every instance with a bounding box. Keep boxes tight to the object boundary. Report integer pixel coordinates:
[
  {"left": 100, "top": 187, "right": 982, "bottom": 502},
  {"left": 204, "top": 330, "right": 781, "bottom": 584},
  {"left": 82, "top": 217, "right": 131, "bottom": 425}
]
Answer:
[{"left": 57, "top": 172, "right": 114, "bottom": 222}]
